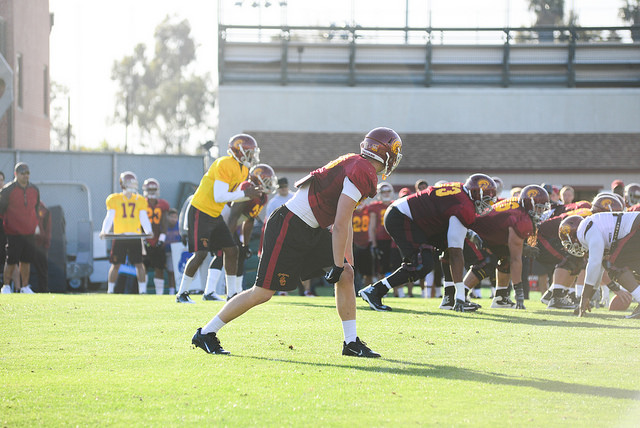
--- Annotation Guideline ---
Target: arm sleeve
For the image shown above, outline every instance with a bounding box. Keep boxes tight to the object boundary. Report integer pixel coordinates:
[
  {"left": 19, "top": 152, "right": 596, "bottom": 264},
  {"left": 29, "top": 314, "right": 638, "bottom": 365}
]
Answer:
[
  {"left": 214, "top": 180, "right": 247, "bottom": 203},
  {"left": 101, "top": 209, "right": 116, "bottom": 235},
  {"left": 139, "top": 209, "right": 153, "bottom": 235},
  {"left": 447, "top": 216, "right": 468, "bottom": 249},
  {"left": 584, "top": 234, "right": 605, "bottom": 286},
  {"left": 342, "top": 177, "right": 362, "bottom": 203}
]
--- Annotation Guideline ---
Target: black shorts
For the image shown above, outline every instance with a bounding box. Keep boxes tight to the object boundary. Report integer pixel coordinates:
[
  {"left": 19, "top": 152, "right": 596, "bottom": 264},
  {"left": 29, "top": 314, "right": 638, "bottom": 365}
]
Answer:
[
  {"left": 110, "top": 239, "right": 145, "bottom": 265},
  {"left": 144, "top": 244, "right": 167, "bottom": 270},
  {"left": 6, "top": 234, "right": 36, "bottom": 264},
  {"left": 256, "top": 205, "right": 332, "bottom": 292},
  {"left": 609, "top": 220, "right": 640, "bottom": 273},
  {"left": 353, "top": 244, "right": 372, "bottom": 277},
  {"left": 187, "top": 206, "right": 235, "bottom": 253},
  {"left": 383, "top": 206, "right": 429, "bottom": 261}
]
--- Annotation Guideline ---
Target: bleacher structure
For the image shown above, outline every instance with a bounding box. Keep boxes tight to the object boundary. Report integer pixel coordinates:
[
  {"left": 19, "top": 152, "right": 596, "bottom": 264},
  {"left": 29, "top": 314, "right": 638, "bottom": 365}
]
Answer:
[{"left": 218, "top": 25, "right": 640, "bottom": 88}]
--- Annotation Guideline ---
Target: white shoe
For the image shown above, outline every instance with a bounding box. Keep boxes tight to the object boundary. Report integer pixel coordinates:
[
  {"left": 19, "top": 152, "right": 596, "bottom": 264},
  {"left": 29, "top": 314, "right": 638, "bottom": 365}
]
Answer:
[
  {"left": 1, "top": 285, "right": 11, "bottom": 294},
  {"left": 20, "top": 285, "right": 35, "bottom": 294},
  {"left": 490, "top": 295, "right": 516, "bottom": 309}
]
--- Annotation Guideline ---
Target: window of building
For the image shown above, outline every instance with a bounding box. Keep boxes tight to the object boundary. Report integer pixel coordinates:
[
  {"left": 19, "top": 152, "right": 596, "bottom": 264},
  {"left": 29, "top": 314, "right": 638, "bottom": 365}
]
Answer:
[
  {"left": 44, "top": 65, "right": 49, "bottom": 117},
  {"left": 16, "top": 53, "right": 23, "bottom": 109}
]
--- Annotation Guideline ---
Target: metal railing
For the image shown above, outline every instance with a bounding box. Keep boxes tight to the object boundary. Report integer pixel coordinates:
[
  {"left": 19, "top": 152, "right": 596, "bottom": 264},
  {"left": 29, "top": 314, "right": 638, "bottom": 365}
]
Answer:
[{"left": 218, "top": 25, "right": 640, "bottom": 87}]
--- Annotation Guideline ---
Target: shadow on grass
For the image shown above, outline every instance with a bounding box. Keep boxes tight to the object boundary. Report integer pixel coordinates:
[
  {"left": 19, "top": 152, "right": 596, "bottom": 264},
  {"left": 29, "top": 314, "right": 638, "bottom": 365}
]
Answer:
[{"left": 238, "top": 354, "right": 640, "bottom": 401}]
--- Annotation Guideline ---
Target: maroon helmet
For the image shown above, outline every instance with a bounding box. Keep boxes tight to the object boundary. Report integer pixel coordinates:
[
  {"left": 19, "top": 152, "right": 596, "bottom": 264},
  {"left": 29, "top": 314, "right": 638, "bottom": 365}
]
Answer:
[
  {"left": 463, "top": 173, "right": 497, "bottom": 215},
  {"left": 360, "top": 127, "right": 403, "bottom": 179},
  {"left": 518, "top": 185, "right": 550, "bottom": 224},
  {"left": 559, "top": 215, "right": 586, "bottom": 257},
  {"left": 228, "top": 134, "right": 260, "bottom": 168},
  {"left": 249, "top": 163, "right": 277, "bottom": 194},
  {"left": 591, "top": 193, "right": 624, "bottom": 213},
  {"left": 142, "top": 178, "right": 160, "bottom": 199},
  {"left": 624, "top": 183, "right": 640, "bottom": 207}
]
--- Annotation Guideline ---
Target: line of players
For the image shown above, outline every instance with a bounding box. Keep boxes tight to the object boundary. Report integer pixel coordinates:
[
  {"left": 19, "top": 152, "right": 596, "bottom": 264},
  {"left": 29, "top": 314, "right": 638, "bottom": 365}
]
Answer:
[{"left": 358, "top": 177, "right": 640, "bottom": 320}]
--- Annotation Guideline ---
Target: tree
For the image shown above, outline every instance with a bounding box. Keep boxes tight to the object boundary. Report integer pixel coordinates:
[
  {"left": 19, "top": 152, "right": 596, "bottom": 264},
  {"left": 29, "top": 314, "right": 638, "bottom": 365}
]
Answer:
[
  {"left": 111, "top": 16, "right": 215, "bottom": 154},
  {"left": 528, "top": 0, "right": 565, "bottom": 41},
  {"left": 49, "top": 81, "right": 74, "bottom": 151},
  {"left": 619, "top": 0, "right": 640, "bottom": 41}
]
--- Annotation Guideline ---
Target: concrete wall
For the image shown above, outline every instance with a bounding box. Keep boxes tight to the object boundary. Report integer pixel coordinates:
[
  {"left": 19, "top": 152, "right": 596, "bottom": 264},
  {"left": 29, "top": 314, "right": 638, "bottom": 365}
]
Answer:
[{"left": 218, "top": 86, "right": 640, "bottom": 145}]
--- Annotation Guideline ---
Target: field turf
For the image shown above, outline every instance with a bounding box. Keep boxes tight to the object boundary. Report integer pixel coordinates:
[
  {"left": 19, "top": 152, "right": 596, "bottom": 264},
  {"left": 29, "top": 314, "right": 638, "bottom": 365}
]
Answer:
[{"left": 1, "top": 292, "right": 639, "bottom": 427}]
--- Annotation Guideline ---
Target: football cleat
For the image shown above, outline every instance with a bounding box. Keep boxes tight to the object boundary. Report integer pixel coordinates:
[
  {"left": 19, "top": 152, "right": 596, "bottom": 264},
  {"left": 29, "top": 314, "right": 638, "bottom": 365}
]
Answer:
[
  {"left": 176, "top": 292, "right": 195, "bottom": 304},
  {"left": 490, "top": 295, "right": 516, "bottom": 309},
  {"left": 359, "top": 284, "right": 392, "bottom": 312},
  {"left": 540, "top": 289, "right": 553, "bottom": 305},
  {"left": 465, "top": 299, "right": 482, "bottom": 309},
  {"left": 547, "top": 296, "right": 578, "bottom": 310},
  {"left": 20, "top": 285, "right": 34, "bottom": 294},
  {"left": 439, "top": 293, "right": 455, "bottom": 310},
  {"left": 453, "top": 299, "right": 479, "bottom": 312},
  {"left": 1, "top": 285, "right": 11, "bottom": 294},
  {"left": 342, "top": 337, "right": 381, "bottom": 358},
  {"left": 202, "top": 293, "right": 224, "bottom": 301},
  {"left": 192, "top": 328, "right": 230, "bottom": 355},
  {"left": 625, "top": 304, "right": 640, "bottom": 319}
]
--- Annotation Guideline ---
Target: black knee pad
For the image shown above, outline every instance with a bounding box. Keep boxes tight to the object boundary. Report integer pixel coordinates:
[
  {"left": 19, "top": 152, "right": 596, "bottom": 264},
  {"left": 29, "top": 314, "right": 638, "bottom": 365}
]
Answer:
[{"left": 209, "top": 255, "right": 223, "bottom": 270}]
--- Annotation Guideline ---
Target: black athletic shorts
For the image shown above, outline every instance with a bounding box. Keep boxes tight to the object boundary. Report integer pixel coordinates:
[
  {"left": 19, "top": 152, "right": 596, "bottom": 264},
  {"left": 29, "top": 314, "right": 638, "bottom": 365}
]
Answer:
[
  {"left": 383, "top": 206, "right": 429, "bottom": 260},
  {"left": 144, "top": 244, "right": 167, "bottom": 270},
  {"left": 6, "top": 234, "right": 36, "bottom": 265},
  {"left": 110, "top": 239, "right": 145, "bottom": 265},
  {"left": 353, "top": 244, "right": 373, "bottom": 277},
  {"left": 256, "top": 205, "right": 332, "bottom": 292},
  {"left": 187, "top": 205, "right": 235, "bottom": 253}
]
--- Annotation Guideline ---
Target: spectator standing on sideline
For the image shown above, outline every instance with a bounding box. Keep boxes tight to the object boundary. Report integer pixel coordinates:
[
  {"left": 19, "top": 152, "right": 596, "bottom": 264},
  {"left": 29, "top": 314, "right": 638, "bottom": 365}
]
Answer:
[
  {"left": 164, "top": 208, "right": 181, "bottom": 295},
  {"left": 100, "top": 171, "right": 153, "bottom": 294},
  {"left": 142, "top": 178, "right": 170, "bottom": 295},
  {"left": 264, "top": 177, "right": 294, "bottom": 220},
  {"left": 32, "top": 201, "right": 51, "bottom": 292},
  {"left": 415, "top": 179, "right": 428, "bottom": 193},
  {"left": 0, "top": 163, "right": 40, "bottom": 293},
  {"left": 175, "top": 134, "right": 262, "bottom": 303},
  {"left": 191, "top": 127, "right": 403, "bottom": 357},
  {"left": 560, "top": 186, "right": 575, "bottom": 205}
]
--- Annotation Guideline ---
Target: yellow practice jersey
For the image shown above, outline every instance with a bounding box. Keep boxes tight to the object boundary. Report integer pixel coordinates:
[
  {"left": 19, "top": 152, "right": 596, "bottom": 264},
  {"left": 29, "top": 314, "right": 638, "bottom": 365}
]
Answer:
[
  {"left": 191, "top": 156, "right": 248, "bottom": 218},
  {"left": 106, "top": 192, "right": 149, "bottom": 234}
]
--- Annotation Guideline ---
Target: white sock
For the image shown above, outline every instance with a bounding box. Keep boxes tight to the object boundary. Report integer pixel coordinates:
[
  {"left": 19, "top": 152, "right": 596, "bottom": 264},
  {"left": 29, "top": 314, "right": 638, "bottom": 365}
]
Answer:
[
  {"left": 454, "top": 282, "right": 465, "bottom": 301},
  {"left": 202, "top": 316, "right": 226, "bottom": 335},
  {"left": 630, "top": 287, "right": 640, "bottom": 302},
  {"left": 168, "top": 286, "right": 175, "bottom": 295},
  {"left": 601, "top": 286, "right": 610, "bottom": 302},
  {"left": 154, "top": 279, "right": 165, "bottom": 295},
  {"left": 342, "top": 319, "right": 357, "bottom": 344},
  {"left": 236, "top": 276, "right": 244, "bottom": 294},
  {"left": 205, "top": 269, "right": 222, "bottom": 295},
  {"left": 107, "top": 282, "right": 115, "bottom": 294},
  {"left": 177, "top": 274, "right": 193, "bottom": 295},
  {"left": 397, "top": 287, "right": 405, "bottom": 297},
  {"left": 138, "top": 281, "right": 147, "bottom": 294},
  {"left": 226, "top": 274, "right": 238, "bottom": 296},
  {"left": 576, "top": 284, "right": 584, "bottom": 298},
  {"left": 381, "top": 278, "right": 392, "bottom": 290}
]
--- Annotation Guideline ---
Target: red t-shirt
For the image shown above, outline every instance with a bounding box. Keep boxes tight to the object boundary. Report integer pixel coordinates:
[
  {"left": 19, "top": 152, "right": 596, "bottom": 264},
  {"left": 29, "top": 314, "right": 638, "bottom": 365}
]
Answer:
[
  {"left": 470, "top": 197, "right": 533, "bottom": 247},
  {"left": 295, "top": 154, "right": 378, "bottom": 228}
]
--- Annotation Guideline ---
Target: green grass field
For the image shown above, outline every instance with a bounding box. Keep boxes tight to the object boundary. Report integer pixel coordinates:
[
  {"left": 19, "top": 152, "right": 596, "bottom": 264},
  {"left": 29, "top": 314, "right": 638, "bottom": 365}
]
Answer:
[{"left": 1, "top": 292, "right": 639, "bottom": 427}]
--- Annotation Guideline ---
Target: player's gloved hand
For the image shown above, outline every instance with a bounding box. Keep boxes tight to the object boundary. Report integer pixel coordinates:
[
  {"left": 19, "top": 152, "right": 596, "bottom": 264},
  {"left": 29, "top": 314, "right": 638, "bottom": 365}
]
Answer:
[
  {"left": 453, "top": 299, "right": 466, "bottom": 312},
  {"left": 513, "top": 281, "right": 526, "bottom": 310},
  {"left": 241, "top": 244, "right": 252, "bottom": 259},
  {"left": 181, "top": 234, "right": 188, "bottom": 246},
  {"left": 156, "top": 240, "right": 165, "bottom": 248},
  {"left": 244, "top": 185, "right": 262, "bottom": 199},
  {"left": 156, "top": 233, "right": 166, "bottom": 248},
  {"left": 325, "top": 264, "right": 344, "bottom": 284}
]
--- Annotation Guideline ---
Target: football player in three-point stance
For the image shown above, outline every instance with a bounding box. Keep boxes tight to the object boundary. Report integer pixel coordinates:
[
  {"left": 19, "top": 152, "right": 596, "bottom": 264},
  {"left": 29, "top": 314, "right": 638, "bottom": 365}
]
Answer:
[
  {"left": 142, "top": 178, "right": 171, "bottom": 295},
  {"left": 192, "top": 127, "right": 402, "bottom": 357},
  {"left": 201, "top": 164, "right": 277, "bottom": 301},
  {"left": 559, "top": 211, "right": 640, "bottom": 319},
  {"left": 176, "top": 134, "right": 262, "bottom": 303},
  {"left": 100, "top": 171, "right": 153, "bottom": 294},
  {"left": 462, "top": 184, "right": 550, "bottom": 310},
  {"left": 359, "top": 173, "right": 497, "bottom": 313}
]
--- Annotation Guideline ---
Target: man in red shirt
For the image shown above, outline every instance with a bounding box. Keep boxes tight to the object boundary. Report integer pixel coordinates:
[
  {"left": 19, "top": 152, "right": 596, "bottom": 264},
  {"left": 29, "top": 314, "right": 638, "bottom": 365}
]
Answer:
[
  {"left": 191, "top": 127, "right": 402, "bottom": 357},
  {"left": 359, "top": 174, "right": 497, "bottom": 312},
  {"left": 0, "top": 163, "right": 40, "bottom": 294}
]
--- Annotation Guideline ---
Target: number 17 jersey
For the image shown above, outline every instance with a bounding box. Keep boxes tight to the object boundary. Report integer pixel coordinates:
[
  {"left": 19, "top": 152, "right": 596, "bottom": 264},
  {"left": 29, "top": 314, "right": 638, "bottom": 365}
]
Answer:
[{"left": 106, "top": 192, "right": 149, "bottom": 234}]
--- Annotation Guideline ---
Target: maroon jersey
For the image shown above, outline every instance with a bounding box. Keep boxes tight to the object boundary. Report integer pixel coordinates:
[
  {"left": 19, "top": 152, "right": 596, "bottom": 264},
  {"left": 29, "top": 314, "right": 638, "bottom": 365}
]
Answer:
[
  {"left": 405, "top": 182, "right": 476, "bottom": 241},
  {"left": 352, "top": 205, "right": 370, "bottom": 248},
  {"left": 295, "top": 154, "right": 378, "bottom": 228},
  {"left": 548, "top": 200, "right": 591, "bottom": 217},
  {"left": 239, "top": 181, "right": 268, "bottom": 219},
  {"left": 470, "top": 197, "right": 533, "bottom": 247},
  {"left": 146, "top": 197, "right": 170, "bottom": 245},
  {"left": 367, "top": 200, "right": 391, "bottom": 241},
  {"left": 628, "top": 204, "right": 640, "bottom": 212},
  {"left": 538, "top": 206, "right": 592, "bottom": 241}
]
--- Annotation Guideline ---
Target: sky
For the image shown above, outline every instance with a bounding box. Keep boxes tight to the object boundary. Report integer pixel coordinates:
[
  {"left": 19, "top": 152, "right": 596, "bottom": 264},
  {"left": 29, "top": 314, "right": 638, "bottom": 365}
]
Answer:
[{"left": 49, "top": 0, "right": 628, "bottom": 153}]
